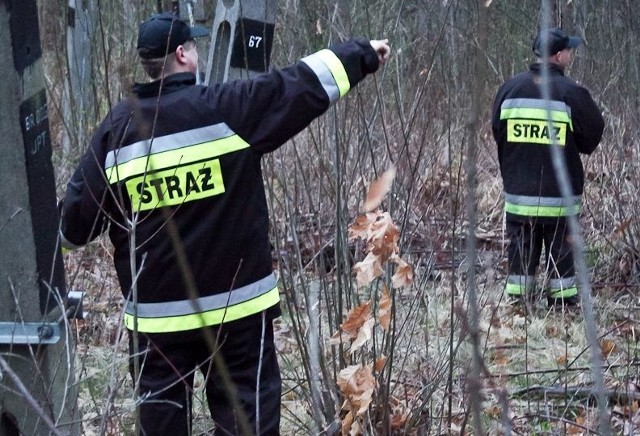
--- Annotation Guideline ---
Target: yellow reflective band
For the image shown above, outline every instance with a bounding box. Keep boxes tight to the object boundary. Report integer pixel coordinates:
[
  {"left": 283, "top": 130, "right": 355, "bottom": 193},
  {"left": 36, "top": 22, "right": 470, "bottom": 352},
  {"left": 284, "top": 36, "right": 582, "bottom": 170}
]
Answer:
[
  {"left": 548, "top": 287, "right": 578, "bottom": 298},
  {"left": 106, "top": 135, "right": 250, "bottom": 184},
  {"left": 315, "top": 49, "right": 350, "bottom": 98},
  {"left": 505, "top": 202, "right": 580, "bottom": 217},
  {"left": 507, "top": 119, "right": 567, "bottom": 145},
  {"left": 127, "top": 159, "right": 225, "bottom": 212},
  {"left": 124, "top": 286, "right": 281, "bottom": 333},
  {"left": 506, "top": 283, "right": 526, "bottom": 296}
]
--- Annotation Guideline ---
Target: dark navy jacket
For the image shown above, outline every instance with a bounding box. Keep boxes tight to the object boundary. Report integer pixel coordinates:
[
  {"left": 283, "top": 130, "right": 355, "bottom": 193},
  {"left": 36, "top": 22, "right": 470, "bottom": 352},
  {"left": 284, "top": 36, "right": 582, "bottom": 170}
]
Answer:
[
  {"left": 60, "top": 39, "right": 379, "bottom": 333},
  {"left": 492, "top": 63, "right": 604, "bottom": 221}
]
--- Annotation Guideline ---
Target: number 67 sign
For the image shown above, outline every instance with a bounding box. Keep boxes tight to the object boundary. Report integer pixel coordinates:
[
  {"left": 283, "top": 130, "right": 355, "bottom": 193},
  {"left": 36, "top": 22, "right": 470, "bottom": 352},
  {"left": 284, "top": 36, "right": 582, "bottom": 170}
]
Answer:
[{"left": 230, "top": 18, "right": 275, "bottom": 72}]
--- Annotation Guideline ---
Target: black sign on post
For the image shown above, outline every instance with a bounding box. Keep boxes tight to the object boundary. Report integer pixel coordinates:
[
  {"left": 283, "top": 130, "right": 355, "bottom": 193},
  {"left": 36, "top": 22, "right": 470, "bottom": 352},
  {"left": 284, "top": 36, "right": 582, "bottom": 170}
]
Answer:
[
  {"left": 8, "top": 0, "right": 42, "bottom": 74},
  {"left": 205, "top": 0, "right": 278, "bottom": 84},
  {"left": 230, "top": 18, "right": 275, "bottom": 72},
  {"left": 18, "top": 90, "right": 66, "bottom": 315}
]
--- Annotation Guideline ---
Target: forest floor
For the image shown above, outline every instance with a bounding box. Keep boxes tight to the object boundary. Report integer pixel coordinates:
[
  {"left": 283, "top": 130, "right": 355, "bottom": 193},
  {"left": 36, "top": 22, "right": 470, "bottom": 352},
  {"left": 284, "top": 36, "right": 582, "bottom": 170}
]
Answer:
[{"left": 65, "top": 239, "right": 640, "bottom": 435}]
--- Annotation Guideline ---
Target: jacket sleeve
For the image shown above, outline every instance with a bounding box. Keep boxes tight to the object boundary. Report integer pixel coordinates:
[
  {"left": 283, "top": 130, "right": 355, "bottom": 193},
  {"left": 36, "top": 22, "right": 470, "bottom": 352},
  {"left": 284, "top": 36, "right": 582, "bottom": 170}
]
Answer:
[
  {"left": 491, "top": 86, "right": 505, "bottom": 144},
  {"left": 208, "top": 38, "right": 380, "bottom": 153},
  {"left": 491, "top": 84, "right": 507, "bottom": 168},
  {"left": 567, "top": 86, "right": 604, "bottom": 155},
  {"left": 59, "top": 123, "right": 111, "bottom": 249}
]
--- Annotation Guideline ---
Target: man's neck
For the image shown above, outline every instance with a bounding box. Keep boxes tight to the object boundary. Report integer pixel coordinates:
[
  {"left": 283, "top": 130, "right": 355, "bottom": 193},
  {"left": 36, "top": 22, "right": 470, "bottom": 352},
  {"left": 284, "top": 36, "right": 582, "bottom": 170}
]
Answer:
[{"left": 536, "top": 58, "right": 565, "bottom": 72}]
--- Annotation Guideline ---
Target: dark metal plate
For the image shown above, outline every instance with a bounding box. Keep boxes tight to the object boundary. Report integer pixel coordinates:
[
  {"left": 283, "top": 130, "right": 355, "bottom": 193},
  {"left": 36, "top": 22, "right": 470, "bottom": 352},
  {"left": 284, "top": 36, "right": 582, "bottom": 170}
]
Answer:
[
  {"left": 8, "top": 0, "right": 42, "bottom": 73},
  {"left": 230, "top": 18, "right": 275, "bottom": 72},
  {"left": 19, "top": 89, "right": 66, "bottom": 314}
]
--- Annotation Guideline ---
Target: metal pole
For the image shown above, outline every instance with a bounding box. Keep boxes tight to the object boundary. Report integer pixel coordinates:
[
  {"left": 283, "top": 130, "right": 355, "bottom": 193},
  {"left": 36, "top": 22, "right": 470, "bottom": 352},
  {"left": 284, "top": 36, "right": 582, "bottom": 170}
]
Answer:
[{"left": 65, "top": 0, "right": 96, "bottom": 155}]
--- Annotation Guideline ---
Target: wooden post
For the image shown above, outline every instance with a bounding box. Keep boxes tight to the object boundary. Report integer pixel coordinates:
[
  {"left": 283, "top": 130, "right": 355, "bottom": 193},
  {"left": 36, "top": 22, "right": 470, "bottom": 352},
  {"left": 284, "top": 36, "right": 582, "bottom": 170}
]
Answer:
[{"left": 0, "top": 1, "right": 78, "bottom": 434}]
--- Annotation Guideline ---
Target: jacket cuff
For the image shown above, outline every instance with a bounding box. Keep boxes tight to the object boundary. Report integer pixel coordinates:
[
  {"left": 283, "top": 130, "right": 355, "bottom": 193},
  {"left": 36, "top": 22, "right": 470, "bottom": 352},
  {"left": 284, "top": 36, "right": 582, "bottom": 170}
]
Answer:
[
  {"left": 328, "top": 38, "right": 380, "bottom": 86},
  {"left": 353, "top": 38, "right": 380, "bottom": 74}
]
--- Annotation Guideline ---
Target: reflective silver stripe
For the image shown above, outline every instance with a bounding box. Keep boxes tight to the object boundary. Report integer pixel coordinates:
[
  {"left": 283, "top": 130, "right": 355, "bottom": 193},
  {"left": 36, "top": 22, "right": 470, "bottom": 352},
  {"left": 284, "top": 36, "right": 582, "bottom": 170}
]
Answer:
[
  {"left": 301, "top": 51, "right": 342, "bottom": 104},
  {"left": 105, "top": 123, "right": 236, "bottom": 170},
  {"left": 125, "top": 273, "right": 277, "bottom": 317},
  {"left": 505, "top": 194, "right": 581, "bottom": 207},
  {"left": 507, "top": 274, "right": 535, "bottom": 287},
  {"left": 501, "top": 98, "right": 571, "bottom": 117},
  {"left": 547, "top": 277, "right": 576, "bottom": 290}
]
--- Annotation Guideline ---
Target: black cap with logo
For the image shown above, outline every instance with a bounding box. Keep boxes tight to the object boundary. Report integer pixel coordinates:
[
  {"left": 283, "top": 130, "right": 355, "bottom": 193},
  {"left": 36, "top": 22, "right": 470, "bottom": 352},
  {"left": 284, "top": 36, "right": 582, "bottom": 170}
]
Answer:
[
  {"left": 137, "top": 12, "right": 209, "bottom": 59},
  {"left": 532, "top": 27, "right": 583, "bottom": 57}
]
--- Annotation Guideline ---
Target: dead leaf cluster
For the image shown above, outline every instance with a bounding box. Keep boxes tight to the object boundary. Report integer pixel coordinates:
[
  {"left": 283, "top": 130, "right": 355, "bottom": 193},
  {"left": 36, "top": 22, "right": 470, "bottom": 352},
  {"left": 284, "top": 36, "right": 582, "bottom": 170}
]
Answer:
[
  {"left": 328, "top": 289, "right": 395, "bottom": 433},
  {"left": 328, "top": 286, "right": 392, "bottom": 354},
  {"left": 328, "top": 168, "right": 417, "bottom": 433},
  {"left": 349, "top": 211, "right": 413, "bottom": 289}
]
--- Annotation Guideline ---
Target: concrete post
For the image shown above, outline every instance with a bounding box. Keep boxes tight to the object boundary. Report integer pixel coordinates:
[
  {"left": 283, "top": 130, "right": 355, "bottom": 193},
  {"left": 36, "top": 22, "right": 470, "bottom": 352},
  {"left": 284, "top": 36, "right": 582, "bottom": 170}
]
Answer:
[
  {"left": 204, "top": 0, "right": 278, "bottom": 84},
  {"left": 177, "top": 0, "right": 205, "bottom": 22},
  {"left": 0, "top": 1, "right": 78, "bottom": 435},
  {"left": 64, "top": 0, "right": 96, "bottom": 155}
]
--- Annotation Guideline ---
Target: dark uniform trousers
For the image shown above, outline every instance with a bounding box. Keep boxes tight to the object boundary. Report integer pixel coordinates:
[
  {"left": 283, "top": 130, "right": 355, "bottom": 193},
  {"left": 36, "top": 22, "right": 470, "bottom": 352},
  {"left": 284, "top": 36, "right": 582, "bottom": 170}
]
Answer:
[
  {"left": 129, "top": 313, "right": 281, "bottom": 435},
  {"left": 506, "top": 217, "right": 575, "bottom": 297}
]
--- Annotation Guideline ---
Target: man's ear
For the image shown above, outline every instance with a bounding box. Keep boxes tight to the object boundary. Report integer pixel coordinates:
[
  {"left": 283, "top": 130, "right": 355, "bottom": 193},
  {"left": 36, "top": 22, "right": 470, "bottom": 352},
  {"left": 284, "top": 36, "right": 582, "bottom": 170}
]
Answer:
[{"left": 174, "top": 45, "right": 188, "bottom": 65}]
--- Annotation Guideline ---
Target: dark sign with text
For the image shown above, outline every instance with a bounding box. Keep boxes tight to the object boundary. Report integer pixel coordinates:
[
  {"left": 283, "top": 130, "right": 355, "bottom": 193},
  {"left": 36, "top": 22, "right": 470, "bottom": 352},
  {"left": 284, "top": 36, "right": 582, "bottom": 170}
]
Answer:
[{"left": 19, "top": 89, "right": 66, "bottom": 314}]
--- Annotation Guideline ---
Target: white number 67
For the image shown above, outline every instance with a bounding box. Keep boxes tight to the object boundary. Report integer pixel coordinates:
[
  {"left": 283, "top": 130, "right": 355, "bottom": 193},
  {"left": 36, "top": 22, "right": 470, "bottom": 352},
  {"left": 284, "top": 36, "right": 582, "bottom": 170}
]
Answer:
[{"left": 248, "top": 35, "right": 263, "bottom": 48}]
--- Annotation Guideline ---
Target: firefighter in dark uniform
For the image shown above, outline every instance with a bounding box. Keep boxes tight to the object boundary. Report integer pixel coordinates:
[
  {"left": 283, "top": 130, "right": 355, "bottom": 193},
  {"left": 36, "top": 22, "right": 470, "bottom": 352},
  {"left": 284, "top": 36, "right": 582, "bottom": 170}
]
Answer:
[
  {"left": 59, "top": 12, "right": 390, "bottom": 435},
  {"left": 491, "top": 27, "right": 604, "bottom": 307}
]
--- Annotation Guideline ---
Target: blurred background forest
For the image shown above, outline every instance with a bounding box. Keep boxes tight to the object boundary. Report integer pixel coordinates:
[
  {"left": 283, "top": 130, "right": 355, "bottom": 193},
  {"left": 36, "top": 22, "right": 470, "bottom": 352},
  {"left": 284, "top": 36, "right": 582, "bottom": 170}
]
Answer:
[{"left": 28, "top": 0, "right": 640, "bottom": 434}]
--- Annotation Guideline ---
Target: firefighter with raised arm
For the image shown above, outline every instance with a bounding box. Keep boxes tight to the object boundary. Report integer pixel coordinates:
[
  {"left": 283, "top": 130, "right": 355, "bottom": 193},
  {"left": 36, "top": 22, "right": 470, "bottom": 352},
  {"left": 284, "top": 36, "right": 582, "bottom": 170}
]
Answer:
[{"left": 59, "top": 11, "right": 390, "bottom": 435}]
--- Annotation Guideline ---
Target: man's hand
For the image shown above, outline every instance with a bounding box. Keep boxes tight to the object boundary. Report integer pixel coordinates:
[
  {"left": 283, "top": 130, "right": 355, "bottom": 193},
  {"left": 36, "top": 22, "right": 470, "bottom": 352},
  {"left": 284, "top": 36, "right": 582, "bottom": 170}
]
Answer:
[{"left": 370, "top": 39, "right": 391, "bottom": 65}]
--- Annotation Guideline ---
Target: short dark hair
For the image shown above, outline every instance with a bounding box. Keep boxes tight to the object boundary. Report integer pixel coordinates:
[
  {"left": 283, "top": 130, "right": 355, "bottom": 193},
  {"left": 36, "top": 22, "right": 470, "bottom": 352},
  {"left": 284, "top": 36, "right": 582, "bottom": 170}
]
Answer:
[
  {"left": 140, "top": 39, "right": 196, "bottom": 79},
  {"left": 140, "top": 56, "right": 170, "bottom": 80}
]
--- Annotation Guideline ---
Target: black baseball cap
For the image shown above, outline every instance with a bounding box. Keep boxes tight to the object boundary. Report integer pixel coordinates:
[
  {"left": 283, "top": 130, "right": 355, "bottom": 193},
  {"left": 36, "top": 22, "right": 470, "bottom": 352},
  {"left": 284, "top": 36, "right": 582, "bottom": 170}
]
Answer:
[
  {"left": 532, "top": 27, "right": 582, "bottom": 57},
  {"left": 137, "top": 12, "right": 209, "bottom": 59}
]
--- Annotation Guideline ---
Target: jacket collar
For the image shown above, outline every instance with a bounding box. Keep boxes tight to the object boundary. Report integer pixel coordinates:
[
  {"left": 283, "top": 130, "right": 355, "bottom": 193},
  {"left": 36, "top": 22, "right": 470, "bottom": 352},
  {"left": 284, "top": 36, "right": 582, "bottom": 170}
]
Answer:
[
  {"left": 529, "top": 62, "right": 565, "bottom": 76},
  {"left": 132, "top": 72, "right": 196, "bottom": 98}
]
